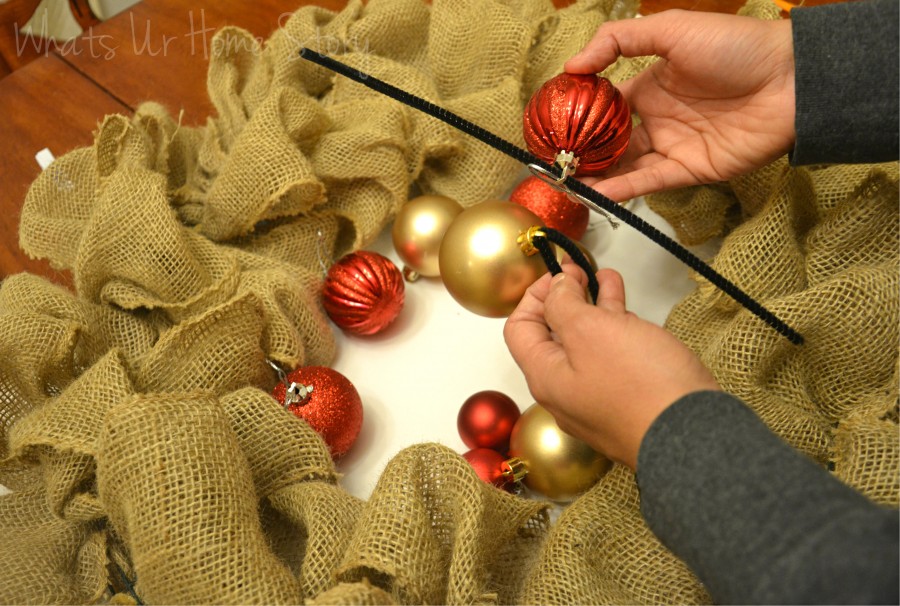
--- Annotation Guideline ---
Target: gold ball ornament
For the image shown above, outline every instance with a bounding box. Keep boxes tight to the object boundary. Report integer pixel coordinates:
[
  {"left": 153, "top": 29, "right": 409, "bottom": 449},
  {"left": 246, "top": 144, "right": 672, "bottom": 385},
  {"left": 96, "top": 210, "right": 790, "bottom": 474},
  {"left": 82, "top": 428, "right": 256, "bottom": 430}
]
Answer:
[
  {"left": 438, "top": 200, "right": 548, "bottom": 317},
  {"left": 508, "top": 403, "right": 611, "bottom": 501},
  {"left": 392, "top": 194, "right": 464, "bottom": 279}
]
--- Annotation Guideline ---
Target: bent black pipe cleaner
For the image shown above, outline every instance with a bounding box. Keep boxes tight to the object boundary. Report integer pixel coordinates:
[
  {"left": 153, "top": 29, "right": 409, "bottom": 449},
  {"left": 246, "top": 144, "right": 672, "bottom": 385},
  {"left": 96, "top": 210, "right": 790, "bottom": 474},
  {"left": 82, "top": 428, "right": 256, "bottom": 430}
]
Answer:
[{"left": 299, "top": 47, "right": 804, "bottom": 346}]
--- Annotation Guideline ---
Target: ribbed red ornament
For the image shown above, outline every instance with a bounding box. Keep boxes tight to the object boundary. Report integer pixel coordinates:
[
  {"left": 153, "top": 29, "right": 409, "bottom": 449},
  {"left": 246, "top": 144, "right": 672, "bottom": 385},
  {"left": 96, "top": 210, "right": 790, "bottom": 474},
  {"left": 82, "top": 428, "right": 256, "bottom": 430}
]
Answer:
[
  {"left": 322, "top": 251, "right": 405, "bottom": 336},
  {"left": 509, "top": 175, "right": 590, "bottom": 241},
  {"left": 523, "top": 73, "right": 632, "bottom": 176},
  {"left": 272, "top": 366, "right": 363, "bottom": 458}
]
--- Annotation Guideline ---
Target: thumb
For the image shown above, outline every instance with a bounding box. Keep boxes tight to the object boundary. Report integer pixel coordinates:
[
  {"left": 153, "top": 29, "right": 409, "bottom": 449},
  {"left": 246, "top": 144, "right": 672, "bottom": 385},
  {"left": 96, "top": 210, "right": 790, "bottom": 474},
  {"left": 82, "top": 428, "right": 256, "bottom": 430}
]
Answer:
[{"left": 543, "top": 273, "right": 593, "bottom": 336}]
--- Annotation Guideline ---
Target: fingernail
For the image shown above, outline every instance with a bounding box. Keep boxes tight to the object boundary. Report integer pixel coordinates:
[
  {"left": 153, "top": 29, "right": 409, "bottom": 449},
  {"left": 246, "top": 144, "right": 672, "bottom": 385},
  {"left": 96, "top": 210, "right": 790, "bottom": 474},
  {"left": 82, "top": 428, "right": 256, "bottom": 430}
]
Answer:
[{"left": 550, "top": 273, "right": 567, "bottom": 288}]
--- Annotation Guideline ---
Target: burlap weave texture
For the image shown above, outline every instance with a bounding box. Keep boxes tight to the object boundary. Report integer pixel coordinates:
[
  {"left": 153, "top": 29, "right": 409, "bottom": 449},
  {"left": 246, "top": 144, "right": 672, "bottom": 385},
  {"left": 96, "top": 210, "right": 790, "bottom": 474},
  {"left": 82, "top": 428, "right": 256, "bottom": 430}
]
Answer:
[{"left": 3, "top": 0, "right": 898, "bottom": 603}]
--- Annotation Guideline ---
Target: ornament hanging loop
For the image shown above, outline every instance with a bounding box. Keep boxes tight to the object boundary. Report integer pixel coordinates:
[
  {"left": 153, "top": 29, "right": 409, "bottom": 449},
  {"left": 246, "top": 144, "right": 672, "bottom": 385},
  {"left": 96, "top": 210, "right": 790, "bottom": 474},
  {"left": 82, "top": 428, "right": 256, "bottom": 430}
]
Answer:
[
  {"left": 527, "top": 227, "right": 601, "bottom": 305},
  {"left": 315, "top": 229, "right": 332, "bottom": 278},
  {"left": 267, "top": 359, "right": 314, "bottom": 408},
  {"left": 267, "top": 359, "right": 288, "bottom": 384},
  {"left": 554, "top": 150, "right": 578, "bottom": 183},
  {"left": 527, "top": 163, "right": 620, "bottom": 230}
]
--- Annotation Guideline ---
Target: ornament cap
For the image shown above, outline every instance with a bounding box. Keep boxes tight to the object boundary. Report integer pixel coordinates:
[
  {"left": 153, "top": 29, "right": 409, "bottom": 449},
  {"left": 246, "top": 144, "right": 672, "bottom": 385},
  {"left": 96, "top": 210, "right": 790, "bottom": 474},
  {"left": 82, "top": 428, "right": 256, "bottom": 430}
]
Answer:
[
  {"left": 516, "top": 225, "right": 546, "bottom": 257},
  {"left": 402, "top": 265, "right": 421, "bottom": 282},
  {"left": 501, "top": 457, "right": 528, "bottom": 483},
  {"left": 285, "top": 382, "right": 314, "bottom": 407},
  {"left": 553, "top": 150, "right": 578, "bottom": 182}
]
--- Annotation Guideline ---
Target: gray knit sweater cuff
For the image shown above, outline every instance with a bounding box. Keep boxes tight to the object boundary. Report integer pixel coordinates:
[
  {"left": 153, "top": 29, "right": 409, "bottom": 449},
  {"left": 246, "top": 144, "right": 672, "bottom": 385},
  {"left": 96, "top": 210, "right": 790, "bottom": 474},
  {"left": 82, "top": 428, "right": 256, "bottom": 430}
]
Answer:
[
  {"left": 790, "top": 0, "right": 899, "bottom": 165},
  {"left": 636, "top": 390, "right": 899, "bottom": 604}
]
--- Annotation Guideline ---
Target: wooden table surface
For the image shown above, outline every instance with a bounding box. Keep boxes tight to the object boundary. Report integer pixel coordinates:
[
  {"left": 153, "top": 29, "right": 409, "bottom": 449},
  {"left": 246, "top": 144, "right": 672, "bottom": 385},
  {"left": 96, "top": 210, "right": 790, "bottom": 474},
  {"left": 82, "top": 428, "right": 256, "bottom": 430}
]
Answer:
[{"left": 0, "top": 0, "right": 777, "bottom": 285}]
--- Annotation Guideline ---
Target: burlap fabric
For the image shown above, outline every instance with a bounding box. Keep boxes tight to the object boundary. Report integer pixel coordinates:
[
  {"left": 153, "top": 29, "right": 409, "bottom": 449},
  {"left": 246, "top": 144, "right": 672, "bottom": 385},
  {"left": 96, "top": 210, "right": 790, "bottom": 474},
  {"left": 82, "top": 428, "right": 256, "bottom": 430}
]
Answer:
[{"left": 2, "top": 0, "right": 897, "bottom": 603}]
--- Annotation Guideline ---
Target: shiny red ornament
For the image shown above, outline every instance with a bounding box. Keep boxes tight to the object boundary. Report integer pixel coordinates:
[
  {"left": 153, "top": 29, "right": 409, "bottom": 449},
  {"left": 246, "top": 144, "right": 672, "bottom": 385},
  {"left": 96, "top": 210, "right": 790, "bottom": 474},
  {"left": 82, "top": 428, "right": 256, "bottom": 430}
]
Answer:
[
  {"left": 272, "top": 366, "right": 363, "bottom": 458},
  {"left": 523, "top": 73, "right": 632, "bottom": 177},
  {"left": 322, "top": 250, "right": 405, "bottom": 336},
  {"left": 457, "top": 390, "right": 521, "bottom": 453},
  {"left": 509, "top": 175, "right": 590, "bottom": 241},
  {"left": 463, "top": 448, "right": 511, "bottom": 489}
]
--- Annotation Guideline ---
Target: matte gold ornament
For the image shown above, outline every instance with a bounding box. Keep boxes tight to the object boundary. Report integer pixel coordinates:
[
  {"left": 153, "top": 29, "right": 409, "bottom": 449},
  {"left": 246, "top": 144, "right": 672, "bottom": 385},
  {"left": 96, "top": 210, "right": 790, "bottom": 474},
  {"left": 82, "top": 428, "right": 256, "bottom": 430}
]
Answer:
[
  {"left": 438, "top": 200, "right": 548, "bottom": 317},
  {"left": 508, "top": 403, "right": 611, "bottom": 501},
  {"left": 392, "top": 194, "right": 464, "bottom": 280}
]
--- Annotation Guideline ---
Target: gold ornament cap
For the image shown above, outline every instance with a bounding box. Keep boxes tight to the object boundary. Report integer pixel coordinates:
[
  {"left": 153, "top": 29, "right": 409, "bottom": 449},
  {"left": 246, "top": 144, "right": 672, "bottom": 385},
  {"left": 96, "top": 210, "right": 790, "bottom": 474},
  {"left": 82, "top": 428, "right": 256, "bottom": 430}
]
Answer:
[{"left": 501, "top": 457, "right": 528, "bottom": 483}]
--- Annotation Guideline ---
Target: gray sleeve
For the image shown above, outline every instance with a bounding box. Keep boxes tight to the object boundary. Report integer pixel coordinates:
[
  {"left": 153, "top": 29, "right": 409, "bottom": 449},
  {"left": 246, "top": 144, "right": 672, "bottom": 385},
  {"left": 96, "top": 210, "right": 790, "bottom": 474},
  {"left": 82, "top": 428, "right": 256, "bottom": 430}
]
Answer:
[
  {"left": 636, "top": 391, "right": 899, "bottom": 604},
  {"left": 790, "top": 0, "right": 899, "bottom": 165}
]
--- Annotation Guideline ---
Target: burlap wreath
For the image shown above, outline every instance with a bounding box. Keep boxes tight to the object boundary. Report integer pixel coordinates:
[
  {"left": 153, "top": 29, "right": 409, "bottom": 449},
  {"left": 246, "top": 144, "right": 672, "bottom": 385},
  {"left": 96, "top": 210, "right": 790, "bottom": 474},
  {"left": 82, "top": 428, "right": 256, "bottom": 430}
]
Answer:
[{"left": 2, "top": 0, "right": 896, "bottom": 603}]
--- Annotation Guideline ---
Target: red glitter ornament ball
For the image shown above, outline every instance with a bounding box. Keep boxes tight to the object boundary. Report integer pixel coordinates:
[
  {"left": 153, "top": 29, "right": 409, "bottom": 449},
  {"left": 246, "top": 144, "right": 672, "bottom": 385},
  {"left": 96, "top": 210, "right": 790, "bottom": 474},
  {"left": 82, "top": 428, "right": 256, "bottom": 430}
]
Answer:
[
  {"left": 463, "top": 448, "right": 511, "bottom": 488},
  {"left": 457, "top": 390, "right": 521, "bottom": 453},
  {"left": 272, "top": 366, "right": 363, "bottom": 458},
  {"left": 322, "top": 250, "right": 405, "bottom": 336},
  {"left": 509, "top": 175, "right": 590, "bottom": 241},
  {"left": 523, "top": 73, "right": 632, "bottom": 176}
]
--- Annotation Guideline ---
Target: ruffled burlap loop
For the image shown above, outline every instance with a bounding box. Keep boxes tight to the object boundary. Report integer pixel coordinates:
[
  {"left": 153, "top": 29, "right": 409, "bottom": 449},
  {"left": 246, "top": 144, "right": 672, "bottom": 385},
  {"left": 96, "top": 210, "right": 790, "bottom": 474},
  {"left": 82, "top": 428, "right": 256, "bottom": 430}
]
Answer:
[
  {"left": 0, "top": 313, "right": 78, "bottom": 463},
  {"left": 522, "top": 0, "right": 625, "bottom": 97},
  {"left": 523, "top": 465, "right": 711, "bottom": 604},
  {"left": 135, "top": 292, "right": 270, "bottom": 394},
  {"left": 0, "top": 486, "right": 108, "bottom": 604},
  {"left": 832, "top": 371, "right": 900, "bottom": 507},
  {"left": 690, "top": 168, "right": 810, "bottom": 313},
  {"left": 207, "top": 26, "right": 263, "bottom": 142},
  {"left": 804, "top": 164, "right": 899, "bottom": 283},
  {"left": 7, "top": 350, "right": 133, "bottom": 461},
  {"left": 232, "top": 262, "right": 336, "bottom": 368},
  {"left": 305, "top": 579, "right": 397, "bottom": 605},
  {"left": 95, "top": 114, "right": 165, "bottom": 179},
  {"left": 267, "top": 483, "right": 365, "bottom": 599},
  {"left": 336, "top": 443, "right": 549, "bottom": 605},
  {"left": 19, "top": 148, "right": 101, "bottom": 270},
  {"left": 199, "top": 86, "right": 328, "bottom": 241},
  {"left": 260, "top": 0, "right": 365, "bottom": 99},
  {"left": 0, "top": 273, "right": 157, "bottom": 371},
  {"left": 97, "top": 391, "right": 302, "bottom": 603},
  {"left": 325, "top": 52, "right": 463, "bottom": 178},
  {"left": 658, "top": 160, "right": 899, "bottom": 468},
  {"left": 74, "top": 142, "right": 244, "bottom": 316},
  {"left": 221, "top": 387, "right": 337, "bottom": 497}
]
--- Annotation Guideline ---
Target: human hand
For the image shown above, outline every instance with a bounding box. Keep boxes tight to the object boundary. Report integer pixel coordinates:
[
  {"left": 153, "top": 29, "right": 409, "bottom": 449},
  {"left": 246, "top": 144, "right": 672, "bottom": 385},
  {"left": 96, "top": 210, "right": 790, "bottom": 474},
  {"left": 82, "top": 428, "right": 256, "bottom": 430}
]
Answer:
[
  {"left": 565, "top": 10, "right": 796, "bottom": 202},
  {"left": 503, "top": 263, "right": 720, "bottom": 469}
]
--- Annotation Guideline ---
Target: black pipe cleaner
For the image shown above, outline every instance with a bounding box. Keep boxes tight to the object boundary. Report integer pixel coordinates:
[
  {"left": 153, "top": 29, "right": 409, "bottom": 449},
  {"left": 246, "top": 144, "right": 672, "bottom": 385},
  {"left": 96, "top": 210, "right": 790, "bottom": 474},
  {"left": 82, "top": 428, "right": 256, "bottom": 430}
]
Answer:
[{"left": 298, "top": 48, "right": 804, "bottom": 346}]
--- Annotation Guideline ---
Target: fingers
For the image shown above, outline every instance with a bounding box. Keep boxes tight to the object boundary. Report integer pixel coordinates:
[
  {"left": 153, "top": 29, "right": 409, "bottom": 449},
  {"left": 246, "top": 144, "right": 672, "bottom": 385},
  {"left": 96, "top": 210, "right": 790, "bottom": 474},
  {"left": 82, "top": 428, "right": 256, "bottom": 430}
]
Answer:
[
  {"left": 543, "top": 268, "right": 626, "bottom": 320},
  {"left": 504, "top": 274, "right": 576, "bottom": 402},
  {"left": 564, "top": 11, "right": 684, "bottom": 74},
  {"left": 595, "top": 268, "right": 626, "bottom": 313},
  {"left": 590, "top": 154, "right": 701, "bottom": 201},
  {"left": 504, "top": 268, "right": 571, "bottom": 370}
]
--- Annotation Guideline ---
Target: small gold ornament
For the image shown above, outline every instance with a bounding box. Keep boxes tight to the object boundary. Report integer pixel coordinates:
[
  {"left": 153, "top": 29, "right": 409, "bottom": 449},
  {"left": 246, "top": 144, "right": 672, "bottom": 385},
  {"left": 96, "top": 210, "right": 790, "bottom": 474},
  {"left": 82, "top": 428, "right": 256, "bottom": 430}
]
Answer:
[
  {"left": 508, "top": 403, "right": 611, "bottom": 502},
  {"left": 439, "top": 200, "right": 548, "bottom": 317},
  {"left": 392, "top": 194, "right": 464, "bottom": 279}
]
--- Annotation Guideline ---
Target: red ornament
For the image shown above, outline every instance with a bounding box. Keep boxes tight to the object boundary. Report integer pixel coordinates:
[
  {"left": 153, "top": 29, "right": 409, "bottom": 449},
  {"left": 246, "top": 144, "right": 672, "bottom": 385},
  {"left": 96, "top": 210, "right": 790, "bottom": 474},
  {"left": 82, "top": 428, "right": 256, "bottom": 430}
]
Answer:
[
  {"left": 322, "top": 250, "right": 405, "bottom": 336},
  {"left": 457, "top": 390, "right": 521, "bottom": 453},
  {"left": 509, "top": 175, "right": 590, "bottom": 241},
  {"left": 463, "top": 448, "right": 511, "bottom": 488},
  {"left": 272, "top": 366, "right": 363, "bottom": 458},
  {"left": 523, "top": 73, "right": 631, "bottom": 177}
]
